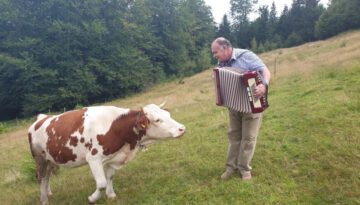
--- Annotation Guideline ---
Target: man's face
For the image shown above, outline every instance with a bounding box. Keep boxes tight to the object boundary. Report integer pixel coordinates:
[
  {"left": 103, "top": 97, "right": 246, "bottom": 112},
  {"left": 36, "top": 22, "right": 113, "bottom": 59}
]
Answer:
[{"left": 211, "top": 42, "right": 231, "bottom": 63}]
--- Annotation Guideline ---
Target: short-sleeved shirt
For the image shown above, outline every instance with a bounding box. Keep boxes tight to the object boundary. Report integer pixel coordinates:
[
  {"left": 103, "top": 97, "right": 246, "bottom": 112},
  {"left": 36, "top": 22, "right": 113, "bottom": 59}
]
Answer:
[{"left": 218, "top": 48, "right": 266, "bottom": 72}]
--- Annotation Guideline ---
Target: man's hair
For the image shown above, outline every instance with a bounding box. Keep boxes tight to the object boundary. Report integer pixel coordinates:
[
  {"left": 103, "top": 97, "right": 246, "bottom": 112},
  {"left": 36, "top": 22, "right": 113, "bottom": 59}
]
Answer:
[{"left": 214, "top": 37, "right": 232, "bottom": 49}]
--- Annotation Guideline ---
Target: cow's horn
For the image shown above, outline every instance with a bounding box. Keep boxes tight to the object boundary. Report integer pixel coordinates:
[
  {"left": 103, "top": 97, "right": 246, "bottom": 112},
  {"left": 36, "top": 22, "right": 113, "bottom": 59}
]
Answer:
[{"left": 159, "top": 101, "right": 167, "bottom": 108}]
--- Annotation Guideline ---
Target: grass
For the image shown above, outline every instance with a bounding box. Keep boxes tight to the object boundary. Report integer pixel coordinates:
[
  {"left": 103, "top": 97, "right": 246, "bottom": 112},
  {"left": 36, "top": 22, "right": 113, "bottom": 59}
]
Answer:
[
  {"left": 0, "top": 30, "right": 360, "bottom": 204},
  {"left": 0, "top": 118, "right": 33, "bottom": 134}
]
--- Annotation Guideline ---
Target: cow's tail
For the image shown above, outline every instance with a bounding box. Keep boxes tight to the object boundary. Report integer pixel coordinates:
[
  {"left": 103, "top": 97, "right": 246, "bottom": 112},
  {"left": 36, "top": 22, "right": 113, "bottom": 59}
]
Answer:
[
  {"left": 28, "top": 132, "right": 40, "bottom": 182},
  {"left": 28, "top": 133, "right": 35, "bottom": 158}
]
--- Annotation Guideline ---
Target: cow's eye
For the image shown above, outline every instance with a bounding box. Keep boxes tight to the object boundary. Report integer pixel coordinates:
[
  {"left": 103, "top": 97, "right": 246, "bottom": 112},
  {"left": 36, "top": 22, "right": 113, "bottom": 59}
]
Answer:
[{"left": 155, "top": 119, "right": 161, "bottom": 123}]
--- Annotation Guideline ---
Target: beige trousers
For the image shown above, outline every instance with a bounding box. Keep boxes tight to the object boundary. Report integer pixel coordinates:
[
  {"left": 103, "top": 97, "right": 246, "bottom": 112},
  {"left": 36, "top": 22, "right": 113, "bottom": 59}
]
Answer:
[{"left": 226, "top": 109, "right": 263, "bottom": 174}]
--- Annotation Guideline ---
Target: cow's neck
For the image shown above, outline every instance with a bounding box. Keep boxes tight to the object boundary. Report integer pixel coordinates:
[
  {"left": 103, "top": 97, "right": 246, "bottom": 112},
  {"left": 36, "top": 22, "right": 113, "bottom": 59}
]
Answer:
[{"left": 97, "top": 110, "right": 146, "bottom": 155}]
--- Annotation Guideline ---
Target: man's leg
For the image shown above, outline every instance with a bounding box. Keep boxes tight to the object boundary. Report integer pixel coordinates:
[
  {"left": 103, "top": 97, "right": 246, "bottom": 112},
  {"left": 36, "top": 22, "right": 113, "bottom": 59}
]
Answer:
[
  {"left": 238, "top": 112, "right": 262, "bottom": 179},
  {"left": 221, "top": 109, "right": 242, "bottom": 179}
]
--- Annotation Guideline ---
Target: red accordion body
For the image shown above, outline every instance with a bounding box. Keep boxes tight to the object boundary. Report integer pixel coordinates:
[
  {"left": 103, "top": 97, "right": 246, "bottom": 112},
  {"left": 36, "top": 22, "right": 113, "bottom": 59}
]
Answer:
[{"left": 213, "top": 67, "right": 269, "bottom": 113}]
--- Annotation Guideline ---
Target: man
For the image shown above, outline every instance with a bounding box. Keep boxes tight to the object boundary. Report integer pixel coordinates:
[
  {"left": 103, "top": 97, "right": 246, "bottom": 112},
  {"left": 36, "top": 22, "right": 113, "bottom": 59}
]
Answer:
[{"left": 211, "top": 37, "right": 270, "bottom": 180}]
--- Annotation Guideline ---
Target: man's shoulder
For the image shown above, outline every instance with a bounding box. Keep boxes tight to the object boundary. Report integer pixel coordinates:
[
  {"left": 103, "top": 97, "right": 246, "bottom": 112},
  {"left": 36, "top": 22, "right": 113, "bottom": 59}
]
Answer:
[
  {"left": 235, "top": 49, "right": 261, "bottom": 61},
  {"left": 233, "top": 48, "right": 249, "bottom": 58},
  {"left": 233, "top": 48, "right": 265, "bottom": 70}
]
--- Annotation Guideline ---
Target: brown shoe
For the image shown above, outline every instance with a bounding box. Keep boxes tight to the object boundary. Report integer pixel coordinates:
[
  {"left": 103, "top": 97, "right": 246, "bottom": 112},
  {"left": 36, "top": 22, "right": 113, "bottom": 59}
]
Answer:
[
  {"left": 241, "top": 171, "right": 252, "bottom": 180},
  {"left": 220, "top": 169, "right": 235, "bottom": 180}
]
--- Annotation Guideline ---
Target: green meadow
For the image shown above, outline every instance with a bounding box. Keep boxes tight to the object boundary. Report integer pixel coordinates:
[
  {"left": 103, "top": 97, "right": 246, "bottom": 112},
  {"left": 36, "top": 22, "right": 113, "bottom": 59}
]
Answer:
[{"left": 0, "top": 31, "right": 359, "bottom": 205}]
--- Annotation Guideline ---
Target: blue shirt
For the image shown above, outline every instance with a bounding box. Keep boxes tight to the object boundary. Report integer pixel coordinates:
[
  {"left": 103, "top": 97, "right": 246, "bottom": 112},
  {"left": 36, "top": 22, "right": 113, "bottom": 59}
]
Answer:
[{"left": 219, "top": 48, "right": 266, "bottom": 72}]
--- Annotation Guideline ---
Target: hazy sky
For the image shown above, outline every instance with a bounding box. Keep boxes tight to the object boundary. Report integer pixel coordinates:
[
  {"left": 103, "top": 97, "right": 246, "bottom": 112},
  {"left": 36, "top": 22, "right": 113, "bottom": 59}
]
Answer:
[{"left": 204, "top": 0, "right": 330, "bottom": 24}]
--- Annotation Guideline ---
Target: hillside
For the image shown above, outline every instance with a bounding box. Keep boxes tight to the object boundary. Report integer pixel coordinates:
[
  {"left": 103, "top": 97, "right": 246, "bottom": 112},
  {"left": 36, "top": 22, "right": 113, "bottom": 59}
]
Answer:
[{"left": 0, "top": 30, "right": 359, "bottom": 205}]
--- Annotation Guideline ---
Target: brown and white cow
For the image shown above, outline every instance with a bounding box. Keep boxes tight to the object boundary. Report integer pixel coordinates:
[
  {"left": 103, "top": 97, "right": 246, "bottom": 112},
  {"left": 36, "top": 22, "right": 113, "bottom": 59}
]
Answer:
[{"left": 28, "top": 103, "right": 185, "bottom": 205}]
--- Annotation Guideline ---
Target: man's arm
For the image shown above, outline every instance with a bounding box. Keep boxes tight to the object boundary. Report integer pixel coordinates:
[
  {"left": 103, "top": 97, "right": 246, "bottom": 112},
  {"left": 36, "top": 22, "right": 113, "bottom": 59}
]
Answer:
[
  {"left": 261, "top": 66, "right": 271, "bottom": 86},
  {"left": 255, "top": 66, "right": 271, "bottom": 98}
]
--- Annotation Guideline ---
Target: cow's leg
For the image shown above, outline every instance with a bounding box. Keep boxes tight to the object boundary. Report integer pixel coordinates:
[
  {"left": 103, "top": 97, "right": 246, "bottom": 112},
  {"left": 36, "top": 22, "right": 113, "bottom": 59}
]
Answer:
[
  {"left": 45, "top": 163, "right": 57, "bottom": 196},
  {"left": 87, "top": 159, "right": 107, "bottom": 204},
  {"left": 33, "top": 153, "right": 50, "bottom": 205},
  {"left": 105, "top": 166, "right": 116, "bottom": 199}
]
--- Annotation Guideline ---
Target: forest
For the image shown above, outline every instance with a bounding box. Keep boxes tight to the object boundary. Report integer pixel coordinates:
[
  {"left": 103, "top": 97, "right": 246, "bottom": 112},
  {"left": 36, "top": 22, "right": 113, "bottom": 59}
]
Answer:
[{"left": 1, "top": 0, "right": 359, "bottom": 120}]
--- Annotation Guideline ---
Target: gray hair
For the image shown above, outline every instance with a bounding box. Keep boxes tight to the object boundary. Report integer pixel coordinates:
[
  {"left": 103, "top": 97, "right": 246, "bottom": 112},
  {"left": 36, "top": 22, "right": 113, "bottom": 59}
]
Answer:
[{"left": 213, "top": 37, "right": 232, "bottom": 49}]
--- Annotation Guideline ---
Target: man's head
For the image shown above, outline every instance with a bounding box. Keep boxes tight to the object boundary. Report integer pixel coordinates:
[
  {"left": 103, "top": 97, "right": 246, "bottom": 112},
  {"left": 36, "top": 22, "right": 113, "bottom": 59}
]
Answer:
[{"left": 211, "top": 37, "right": 233, "bottom": 63}]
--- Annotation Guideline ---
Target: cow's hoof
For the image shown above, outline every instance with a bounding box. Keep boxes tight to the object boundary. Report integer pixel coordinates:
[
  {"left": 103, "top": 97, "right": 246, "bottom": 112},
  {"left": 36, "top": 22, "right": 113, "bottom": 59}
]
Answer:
[
  {"left": 107, "top": 193, "right": 117, "bottom": 200},
  {"left": 40, "top": 199, "right": 49, "bottom": 205},
  {"left": 88, "top": 196, "right": 97, "bottom": 204}
]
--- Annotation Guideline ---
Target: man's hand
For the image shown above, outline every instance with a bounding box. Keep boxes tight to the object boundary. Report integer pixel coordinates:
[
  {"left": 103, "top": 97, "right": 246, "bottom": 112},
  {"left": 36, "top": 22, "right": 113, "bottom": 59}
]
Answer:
[{"left": 254, "top": 83, "right": 267, "bottom": 98}]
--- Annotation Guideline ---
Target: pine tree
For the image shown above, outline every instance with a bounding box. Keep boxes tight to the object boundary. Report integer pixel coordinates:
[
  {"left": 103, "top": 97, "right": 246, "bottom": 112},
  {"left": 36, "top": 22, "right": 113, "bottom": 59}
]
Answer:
[{"left": 217, "top": 15, "right": 234, "bottom": 42}]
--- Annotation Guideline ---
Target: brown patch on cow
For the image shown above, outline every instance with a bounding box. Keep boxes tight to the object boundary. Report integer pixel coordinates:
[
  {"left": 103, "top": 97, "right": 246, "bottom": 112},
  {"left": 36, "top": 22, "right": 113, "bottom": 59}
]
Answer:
[
  {"left": 85, "top": 142, "right": 92, "bottom": 150},
  {"left": 97, "top": 109, "right": 148, "bottom": 155},
  {"left": 80, "top": 138, "right": 85, "bottom": 143},
  {"left": 45, "top": 108, "right": 87, "bottom": 164},
  {"left": 85, "top": 139, "right": 93, "bottom": 151},
  {"left": 69, "top": 136, "right": 78, "bottom": 147},
  {"left": 34, "top": 116, "right": 51, "bottom": 131},
  {"left": 91, "top": 148, "right": 98, "bottom": 155}
]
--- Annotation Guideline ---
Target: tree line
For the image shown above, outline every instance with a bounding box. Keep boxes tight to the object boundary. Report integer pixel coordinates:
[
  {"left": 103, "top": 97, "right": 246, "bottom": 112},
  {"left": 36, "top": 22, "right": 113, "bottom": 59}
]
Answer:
[
  {"left": 1, "top": 0, "right": 359, "bottom": 120},
  {"left": 218, "top": 0, "right": 360, "bottom": 53}
]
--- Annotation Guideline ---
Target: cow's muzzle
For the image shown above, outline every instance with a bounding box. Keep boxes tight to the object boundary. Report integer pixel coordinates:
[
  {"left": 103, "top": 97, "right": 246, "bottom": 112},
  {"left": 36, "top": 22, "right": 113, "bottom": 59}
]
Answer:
[{"left": 177, "top": 126, "right": 186, "bottom": 137}]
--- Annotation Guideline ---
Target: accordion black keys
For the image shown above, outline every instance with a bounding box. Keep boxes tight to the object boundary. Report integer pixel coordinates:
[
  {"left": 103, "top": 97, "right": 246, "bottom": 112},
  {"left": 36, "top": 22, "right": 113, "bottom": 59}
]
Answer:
[{"left": 213, "top": 67, "right": 269, "bottom": 113}]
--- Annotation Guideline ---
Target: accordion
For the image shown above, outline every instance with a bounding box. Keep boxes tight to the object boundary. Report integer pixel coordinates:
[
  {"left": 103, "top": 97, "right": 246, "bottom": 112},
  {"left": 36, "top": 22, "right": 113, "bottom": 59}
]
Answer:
[{"left": 213, "top": 67, "right": 269, "bottom": 113}]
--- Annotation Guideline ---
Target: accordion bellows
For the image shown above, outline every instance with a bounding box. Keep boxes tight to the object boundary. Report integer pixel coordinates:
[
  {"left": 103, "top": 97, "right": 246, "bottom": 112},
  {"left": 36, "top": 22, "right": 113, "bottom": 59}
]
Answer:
[{"left": 213, "top": 67, "right": 269, "bottom": 113}]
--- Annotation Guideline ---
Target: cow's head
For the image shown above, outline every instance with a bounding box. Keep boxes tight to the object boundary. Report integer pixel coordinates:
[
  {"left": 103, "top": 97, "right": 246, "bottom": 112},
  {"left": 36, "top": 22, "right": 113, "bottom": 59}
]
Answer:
[{"left": 140, "top": 103, "right": 185, "bottom": 146}]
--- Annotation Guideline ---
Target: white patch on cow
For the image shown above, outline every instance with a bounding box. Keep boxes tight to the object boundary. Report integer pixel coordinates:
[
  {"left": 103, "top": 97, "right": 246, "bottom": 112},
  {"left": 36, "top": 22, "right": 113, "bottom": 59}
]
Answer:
[
  {"left": 83, "top": 106, "right": 131, "bottom": 136},
  {"left": 72, "top": 130, "right": 82, "bottom": 138}
]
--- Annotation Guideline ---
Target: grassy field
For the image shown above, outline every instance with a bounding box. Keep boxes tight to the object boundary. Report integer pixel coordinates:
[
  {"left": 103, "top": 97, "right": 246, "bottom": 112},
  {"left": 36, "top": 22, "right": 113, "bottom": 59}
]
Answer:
[{"left": 1, "top": 30, "right": 360, "bottom": 205}]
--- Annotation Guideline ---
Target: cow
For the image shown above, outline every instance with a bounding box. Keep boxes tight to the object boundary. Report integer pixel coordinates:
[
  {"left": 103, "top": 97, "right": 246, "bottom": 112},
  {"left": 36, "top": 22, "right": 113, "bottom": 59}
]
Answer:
[{"left": 28, "top": 103, "right": 186, "bottom": 205}]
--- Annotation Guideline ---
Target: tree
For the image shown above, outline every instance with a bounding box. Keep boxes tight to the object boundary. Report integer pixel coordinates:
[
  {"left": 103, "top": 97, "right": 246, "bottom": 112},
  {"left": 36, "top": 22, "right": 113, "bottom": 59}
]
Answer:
[
  {"left": 0, "top": 0, "right": 216, "bottom": 120},
  {"left": 268, "top": 1, "right": 278, "bottom": 39},
  {"left": 250, "top": 37, "right": 258, "bottom": 52},
  {"left": 277, "top": 5, "right": 291, "bottom": 40},
  {"left": 230, "top": 0, "right": 258, "bottom": 48},
  {"left": 252, "top": 6, "right": 270, "bottom": 45},
  {"left": 230, "top": 0, "right": 258, "bottom": 24},
  {"left": 315, "top": 0, "right": 360, "bottom": 39},
  {"left": 301, "top": 0, "right": 325, "bottom": 41},
  {"left": 179, "top": 0, "right": 215, "bottom": 73},
  {"left": 217, "top": 14, "right": 234, "bottom": 42}
]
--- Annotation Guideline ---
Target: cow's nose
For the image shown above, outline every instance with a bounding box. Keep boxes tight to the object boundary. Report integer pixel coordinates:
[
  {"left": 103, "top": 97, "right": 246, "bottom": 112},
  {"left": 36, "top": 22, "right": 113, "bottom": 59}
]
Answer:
[{"left": 179, "top": 126, "right": 186, "bottom": 133}]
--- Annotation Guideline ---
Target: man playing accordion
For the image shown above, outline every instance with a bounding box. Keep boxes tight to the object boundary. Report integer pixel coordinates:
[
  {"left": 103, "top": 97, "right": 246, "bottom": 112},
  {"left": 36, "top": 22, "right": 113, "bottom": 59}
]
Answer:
[{"left": 211, "top": 37, "right": 271, "bottom": 180}]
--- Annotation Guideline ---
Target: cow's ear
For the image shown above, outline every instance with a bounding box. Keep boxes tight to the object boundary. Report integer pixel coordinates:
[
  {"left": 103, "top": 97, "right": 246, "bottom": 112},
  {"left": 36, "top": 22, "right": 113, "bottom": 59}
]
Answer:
[{"left": 136, "top": 111, "right": 149, "bottom": 130}]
